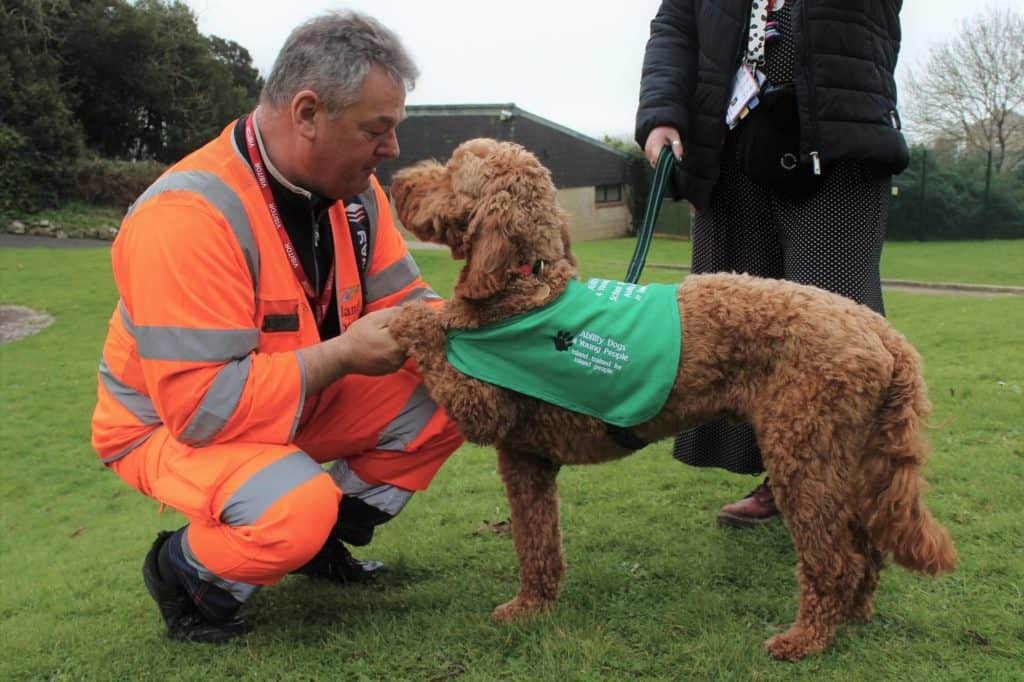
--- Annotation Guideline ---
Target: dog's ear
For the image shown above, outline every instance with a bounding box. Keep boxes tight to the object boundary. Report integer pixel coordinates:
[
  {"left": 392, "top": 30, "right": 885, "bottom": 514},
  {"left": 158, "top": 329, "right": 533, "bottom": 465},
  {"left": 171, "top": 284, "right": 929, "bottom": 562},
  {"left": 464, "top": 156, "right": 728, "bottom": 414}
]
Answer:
[{"left": 454, "top": 190, "right": 519, "bottom": 301}]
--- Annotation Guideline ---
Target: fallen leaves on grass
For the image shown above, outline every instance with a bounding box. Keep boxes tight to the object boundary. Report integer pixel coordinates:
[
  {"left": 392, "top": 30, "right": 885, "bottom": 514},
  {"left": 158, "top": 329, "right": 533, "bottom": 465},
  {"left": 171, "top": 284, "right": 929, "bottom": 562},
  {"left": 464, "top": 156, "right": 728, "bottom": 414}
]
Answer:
[
  {"left": 963, "top": 629, "right": 990, "bottom": 647},
  {"left": 474, "top": 519, "right": 512, "bottom": 535}
]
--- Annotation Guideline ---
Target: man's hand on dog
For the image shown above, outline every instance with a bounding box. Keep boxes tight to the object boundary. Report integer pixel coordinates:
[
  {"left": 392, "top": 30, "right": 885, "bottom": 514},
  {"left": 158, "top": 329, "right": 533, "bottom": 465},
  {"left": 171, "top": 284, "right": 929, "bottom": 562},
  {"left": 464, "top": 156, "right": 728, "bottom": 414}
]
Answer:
[{"left": 299, "top": 308, "right": 407, "bottom": 394}]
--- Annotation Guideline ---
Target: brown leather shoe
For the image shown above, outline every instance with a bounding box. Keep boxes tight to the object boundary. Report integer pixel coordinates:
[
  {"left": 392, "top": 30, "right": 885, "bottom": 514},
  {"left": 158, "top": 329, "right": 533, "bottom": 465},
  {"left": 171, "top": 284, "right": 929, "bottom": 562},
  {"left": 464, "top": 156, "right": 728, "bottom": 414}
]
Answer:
[{"left": 717, "top": 479, "right": 779, "bottom": 528}]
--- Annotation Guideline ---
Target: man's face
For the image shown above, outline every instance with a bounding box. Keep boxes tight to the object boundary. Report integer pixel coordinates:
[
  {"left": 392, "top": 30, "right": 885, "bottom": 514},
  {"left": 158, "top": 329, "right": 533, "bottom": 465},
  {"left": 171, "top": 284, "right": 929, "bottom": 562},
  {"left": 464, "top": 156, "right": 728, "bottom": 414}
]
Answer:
[{"left": 308, "top": 65, "right": 406, "bottom": 200}]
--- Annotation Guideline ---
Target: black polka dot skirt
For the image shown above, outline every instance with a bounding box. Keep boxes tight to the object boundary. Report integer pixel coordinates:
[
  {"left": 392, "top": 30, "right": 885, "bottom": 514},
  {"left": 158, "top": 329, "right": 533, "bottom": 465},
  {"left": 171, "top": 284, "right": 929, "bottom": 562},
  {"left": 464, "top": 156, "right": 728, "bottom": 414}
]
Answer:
[{"left": 672, "top": 147, "right": 892, "bottom": 474}]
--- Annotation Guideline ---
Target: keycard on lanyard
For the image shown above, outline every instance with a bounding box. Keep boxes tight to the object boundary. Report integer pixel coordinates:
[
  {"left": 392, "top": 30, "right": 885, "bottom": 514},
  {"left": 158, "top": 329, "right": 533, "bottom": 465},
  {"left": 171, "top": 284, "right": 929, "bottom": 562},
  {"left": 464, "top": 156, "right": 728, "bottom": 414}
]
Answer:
[{"left": 726, "top": 64, "right": 761, "bottom": 128}]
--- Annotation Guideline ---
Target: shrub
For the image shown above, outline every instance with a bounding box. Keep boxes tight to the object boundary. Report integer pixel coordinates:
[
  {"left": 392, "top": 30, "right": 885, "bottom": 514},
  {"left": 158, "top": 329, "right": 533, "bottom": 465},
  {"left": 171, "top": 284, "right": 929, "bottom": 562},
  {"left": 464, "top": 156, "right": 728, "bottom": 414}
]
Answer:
[
  {"left": 889, "top": 146, "right": 1024, "bottom": 240},
  {"left": 0, "top": 124, "right": 72, "bottom": 216},
  {"left": 69, "top": 157, "right": 167, "bottom": 210}
]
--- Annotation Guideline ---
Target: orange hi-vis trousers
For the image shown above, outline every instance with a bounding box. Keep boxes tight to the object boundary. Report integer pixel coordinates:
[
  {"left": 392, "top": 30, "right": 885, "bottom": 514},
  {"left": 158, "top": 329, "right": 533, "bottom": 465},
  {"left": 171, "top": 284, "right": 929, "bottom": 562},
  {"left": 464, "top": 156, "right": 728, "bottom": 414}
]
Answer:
[{"left": 111, "top": 363, "right": 463, "bottom": 598}]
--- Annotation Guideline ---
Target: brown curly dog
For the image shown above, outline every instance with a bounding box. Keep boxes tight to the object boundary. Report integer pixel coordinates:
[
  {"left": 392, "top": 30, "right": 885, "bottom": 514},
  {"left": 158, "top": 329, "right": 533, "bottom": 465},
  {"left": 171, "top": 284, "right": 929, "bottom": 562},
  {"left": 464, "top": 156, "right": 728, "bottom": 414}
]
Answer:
[{"left": 388, "top": 138, "right": 956, "bottom": 661}]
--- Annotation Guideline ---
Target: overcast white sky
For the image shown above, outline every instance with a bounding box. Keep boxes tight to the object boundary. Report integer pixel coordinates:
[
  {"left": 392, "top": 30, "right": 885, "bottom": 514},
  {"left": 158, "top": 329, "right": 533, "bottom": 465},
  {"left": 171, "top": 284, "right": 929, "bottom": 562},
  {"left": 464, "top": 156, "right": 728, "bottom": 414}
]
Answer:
[{"left": 183, "top": 0, "right": 1021, "bottom": 142}]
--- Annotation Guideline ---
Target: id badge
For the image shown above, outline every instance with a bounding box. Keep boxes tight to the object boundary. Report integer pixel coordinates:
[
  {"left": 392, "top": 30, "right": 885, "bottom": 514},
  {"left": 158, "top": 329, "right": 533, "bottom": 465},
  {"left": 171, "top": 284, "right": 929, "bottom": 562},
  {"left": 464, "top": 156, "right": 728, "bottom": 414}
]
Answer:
[{"left": 725, "top": 64, "right": 762, "bottom": 127}]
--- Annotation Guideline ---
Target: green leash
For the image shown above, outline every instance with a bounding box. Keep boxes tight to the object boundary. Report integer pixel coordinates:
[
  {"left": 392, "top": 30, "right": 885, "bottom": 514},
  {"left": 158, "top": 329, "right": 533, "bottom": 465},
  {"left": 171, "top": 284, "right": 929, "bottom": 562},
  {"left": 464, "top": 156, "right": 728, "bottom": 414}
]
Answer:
[{"left": 625, "top": 145, "right": 677, "bottom": 284}]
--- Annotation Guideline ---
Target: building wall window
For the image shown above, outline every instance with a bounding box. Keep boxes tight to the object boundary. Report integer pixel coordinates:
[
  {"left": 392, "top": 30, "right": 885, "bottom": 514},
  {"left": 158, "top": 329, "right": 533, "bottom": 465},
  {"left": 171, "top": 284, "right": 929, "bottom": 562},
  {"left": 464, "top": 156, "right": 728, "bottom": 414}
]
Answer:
[{"left": 595, "top": 184, "right": 622, "bottom": 204}]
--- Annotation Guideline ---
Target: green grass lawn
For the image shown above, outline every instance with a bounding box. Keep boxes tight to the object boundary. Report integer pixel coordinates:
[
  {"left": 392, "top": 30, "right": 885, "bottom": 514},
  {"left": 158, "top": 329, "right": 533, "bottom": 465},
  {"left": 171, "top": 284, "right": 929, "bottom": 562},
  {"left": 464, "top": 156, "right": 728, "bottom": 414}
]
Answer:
[{"left": 1, "top": 240, "right": 1022, "bottom": 680}]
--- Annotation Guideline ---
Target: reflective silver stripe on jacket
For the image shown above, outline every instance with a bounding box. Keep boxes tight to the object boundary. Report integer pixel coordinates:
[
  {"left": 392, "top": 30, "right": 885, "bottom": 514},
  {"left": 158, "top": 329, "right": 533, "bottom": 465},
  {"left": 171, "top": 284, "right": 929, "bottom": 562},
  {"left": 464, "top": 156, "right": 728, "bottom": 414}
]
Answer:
[
  {"left": 365, "top": 254, "right": 423, "bottom": 304},
  {"left": 179, "top": 355, "right": 253, "bottom": 446},
  {"left": 289, "top": 354, "right": 307, "bottom": 443},
  {"left": 127, "top": 170, "right": 260, "bottom": 293},
  {"left": 121, "top": 302, "right": 258, "bottom": 362},
  {"left": 118, "top": 302, "right": 255, "bottom": 446},
  {"left": 376, "top": 383, "right": 441, "bottom": 452},
  {"left": 99, "top": 356, "right": 160, "bottom": 425},
  {"left": 220, "top": 450, "right": 326, "bottom": 526},
  {"left": 328, "top": 459, "right": 413, "bottom": 517},
  {"left": 359, "top": 187, "right": 380, "bottom": 268},
  {"left": 181, "top": 528, "right": 260, "bottom": 603},
  {"left": 99, "top": 430, "right": 156, "bottom": 464},
  {"left": 398, "top": 287, "right": 443, "bottom": 306}
]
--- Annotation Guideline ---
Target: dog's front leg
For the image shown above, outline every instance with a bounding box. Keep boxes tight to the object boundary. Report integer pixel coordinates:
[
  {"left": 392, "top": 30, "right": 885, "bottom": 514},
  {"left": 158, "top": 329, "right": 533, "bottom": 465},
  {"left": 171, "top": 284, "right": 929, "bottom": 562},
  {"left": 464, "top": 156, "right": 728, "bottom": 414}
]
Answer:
[
  {"left": 493, "top": 447, "right": 565, "bottom": 621},
  {"left": 391, "top": 303, "right": 515, "bottom": 443}
]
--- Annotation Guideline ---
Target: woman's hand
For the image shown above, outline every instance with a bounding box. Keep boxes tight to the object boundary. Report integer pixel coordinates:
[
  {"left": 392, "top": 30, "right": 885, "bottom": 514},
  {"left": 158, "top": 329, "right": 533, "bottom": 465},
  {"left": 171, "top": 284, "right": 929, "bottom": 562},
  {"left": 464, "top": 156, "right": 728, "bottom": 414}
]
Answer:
[{"left": 644, "top": 126, "right": 684, "bottom": 167}]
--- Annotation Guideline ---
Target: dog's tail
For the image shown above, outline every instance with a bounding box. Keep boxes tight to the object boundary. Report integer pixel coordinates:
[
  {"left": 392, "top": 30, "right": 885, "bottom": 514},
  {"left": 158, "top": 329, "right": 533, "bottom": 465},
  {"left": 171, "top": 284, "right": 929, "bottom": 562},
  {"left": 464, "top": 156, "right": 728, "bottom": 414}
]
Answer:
[{"left": 860, "top": 327, "right": 956, "bottom": 576}]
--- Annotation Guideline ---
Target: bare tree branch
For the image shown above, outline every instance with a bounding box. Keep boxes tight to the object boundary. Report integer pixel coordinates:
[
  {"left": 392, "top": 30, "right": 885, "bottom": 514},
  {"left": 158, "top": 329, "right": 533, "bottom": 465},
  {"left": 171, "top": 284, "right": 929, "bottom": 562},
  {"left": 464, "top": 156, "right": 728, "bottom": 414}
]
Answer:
[{"left": 905, "top": 4, "right": 1024, "bottom": 173}]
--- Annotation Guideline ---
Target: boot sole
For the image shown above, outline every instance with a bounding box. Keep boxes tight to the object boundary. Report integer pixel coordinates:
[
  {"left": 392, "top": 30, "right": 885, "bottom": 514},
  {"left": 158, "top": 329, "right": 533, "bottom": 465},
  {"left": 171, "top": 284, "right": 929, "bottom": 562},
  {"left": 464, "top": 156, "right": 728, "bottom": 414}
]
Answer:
[
  {"left": 167, "top": 616, "right": 253, "bottom": 644},
  {"left": 143, "top": 531, "right": 252, "bottom": 643}
]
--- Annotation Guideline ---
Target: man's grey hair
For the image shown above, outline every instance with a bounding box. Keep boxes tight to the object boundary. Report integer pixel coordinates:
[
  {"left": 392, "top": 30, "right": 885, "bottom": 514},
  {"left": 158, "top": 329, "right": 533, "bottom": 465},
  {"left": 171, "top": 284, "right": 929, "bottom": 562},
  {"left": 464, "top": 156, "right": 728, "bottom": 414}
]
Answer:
[{"left": 262, "top": 10, "right": 418, "bottom": 116}]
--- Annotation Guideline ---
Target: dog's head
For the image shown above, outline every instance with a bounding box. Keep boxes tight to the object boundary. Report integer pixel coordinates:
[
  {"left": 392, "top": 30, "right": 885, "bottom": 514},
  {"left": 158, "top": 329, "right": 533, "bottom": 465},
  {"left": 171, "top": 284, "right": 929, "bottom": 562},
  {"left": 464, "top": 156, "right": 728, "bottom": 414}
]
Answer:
[{"left": 391, "top": 138, "right": 575, "bottom": 301}]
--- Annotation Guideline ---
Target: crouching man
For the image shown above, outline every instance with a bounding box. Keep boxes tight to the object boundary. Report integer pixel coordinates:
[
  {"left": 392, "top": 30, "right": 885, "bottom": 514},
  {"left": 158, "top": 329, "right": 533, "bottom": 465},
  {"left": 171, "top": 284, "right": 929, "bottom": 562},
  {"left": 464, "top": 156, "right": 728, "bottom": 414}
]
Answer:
[{"left": 90, "top": 10, "right": 463, "bottom": 642}]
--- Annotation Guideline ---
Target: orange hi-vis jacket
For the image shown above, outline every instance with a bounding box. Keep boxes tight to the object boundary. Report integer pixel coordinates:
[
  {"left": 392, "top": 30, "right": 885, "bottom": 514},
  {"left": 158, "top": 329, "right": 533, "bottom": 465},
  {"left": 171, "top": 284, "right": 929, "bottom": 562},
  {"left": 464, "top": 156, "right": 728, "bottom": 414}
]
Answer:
[{"left": 92, "top": 122, "right": 439, "bottom": 465}]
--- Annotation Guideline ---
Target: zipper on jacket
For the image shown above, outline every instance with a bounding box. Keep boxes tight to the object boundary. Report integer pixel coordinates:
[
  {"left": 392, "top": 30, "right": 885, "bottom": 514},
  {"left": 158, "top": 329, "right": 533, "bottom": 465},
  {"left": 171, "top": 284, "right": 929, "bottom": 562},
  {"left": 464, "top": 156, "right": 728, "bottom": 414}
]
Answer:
[
  {"left": 889, "top": 109, "right": 901, "bottom": 129},
  {"left": 797, "top": 0, "right": 822, "bottom": 175}
]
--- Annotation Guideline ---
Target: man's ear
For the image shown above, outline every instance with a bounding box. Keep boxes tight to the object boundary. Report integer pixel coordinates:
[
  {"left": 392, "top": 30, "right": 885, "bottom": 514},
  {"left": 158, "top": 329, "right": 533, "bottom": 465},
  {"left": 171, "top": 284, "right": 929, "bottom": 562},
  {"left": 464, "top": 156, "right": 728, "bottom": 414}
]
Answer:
[{"left": 291, "top": 90, "right": 320, "bottom": 140}]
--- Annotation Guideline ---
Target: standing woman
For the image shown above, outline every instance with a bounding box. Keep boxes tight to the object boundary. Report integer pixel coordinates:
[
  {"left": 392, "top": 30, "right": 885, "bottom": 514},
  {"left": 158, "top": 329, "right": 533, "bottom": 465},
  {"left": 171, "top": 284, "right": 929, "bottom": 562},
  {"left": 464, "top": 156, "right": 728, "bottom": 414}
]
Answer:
[{"left": 635, "top": 0, "right": 908, "bottom": 527}]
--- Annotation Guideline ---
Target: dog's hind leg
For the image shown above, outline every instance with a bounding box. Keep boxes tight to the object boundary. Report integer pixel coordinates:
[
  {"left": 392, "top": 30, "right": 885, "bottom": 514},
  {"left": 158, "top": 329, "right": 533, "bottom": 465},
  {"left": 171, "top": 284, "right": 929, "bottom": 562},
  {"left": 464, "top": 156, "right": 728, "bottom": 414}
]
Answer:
[
  {"left": 759, "top": 426, "right": 865, "bottom": 661},
  {"left": 847, "top": 523, "right": 884, "bottom": 623},
  {"left": 492, "top": 447, "right": 565, "bottom": 621}
]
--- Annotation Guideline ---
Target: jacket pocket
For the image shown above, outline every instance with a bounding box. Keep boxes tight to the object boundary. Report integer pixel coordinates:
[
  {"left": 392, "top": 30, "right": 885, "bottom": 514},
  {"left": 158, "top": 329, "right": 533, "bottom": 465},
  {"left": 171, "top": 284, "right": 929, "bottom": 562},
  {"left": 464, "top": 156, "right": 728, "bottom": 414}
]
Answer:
[
  {"left": 259, "top": 298, "right": 300, "bottom": 331},
  {"left": 257, "top": 297, "right": 303, "bottom": 351}
]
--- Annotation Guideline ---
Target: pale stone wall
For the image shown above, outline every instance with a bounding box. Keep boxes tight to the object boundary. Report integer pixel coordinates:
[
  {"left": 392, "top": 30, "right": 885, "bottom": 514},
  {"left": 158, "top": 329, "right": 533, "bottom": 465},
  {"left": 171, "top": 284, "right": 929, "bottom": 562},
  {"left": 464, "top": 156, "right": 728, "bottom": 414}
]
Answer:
[
  {"left": 557, "top": 187, "right": 631, "bottom": 241},
  {"left": 391, "top": 186, "right": 631, "bottom": 243}
]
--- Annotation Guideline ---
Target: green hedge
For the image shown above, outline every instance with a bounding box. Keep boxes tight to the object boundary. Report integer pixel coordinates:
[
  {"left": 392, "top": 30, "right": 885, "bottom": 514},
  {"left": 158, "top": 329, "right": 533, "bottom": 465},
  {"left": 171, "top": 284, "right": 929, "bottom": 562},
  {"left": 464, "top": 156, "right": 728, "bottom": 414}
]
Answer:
[
  {"left": 69, "top": 157, "right": 166, "bottom": 209},
  {"left": 626, "top": 147, "right": 1024, "bottom": 241},
  {"left": 0, "top": 124, "right": 71, "bottom": 215},
  {"left": 888, "top": 148, "right": 1024, "bottom": 240}
]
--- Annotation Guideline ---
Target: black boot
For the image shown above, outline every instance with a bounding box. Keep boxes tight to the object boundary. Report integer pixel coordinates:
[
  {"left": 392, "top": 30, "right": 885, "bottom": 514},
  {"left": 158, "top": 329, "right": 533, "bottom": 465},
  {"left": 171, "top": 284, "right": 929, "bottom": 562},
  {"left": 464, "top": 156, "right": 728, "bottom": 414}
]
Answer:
[
  {"left": 333, "top": 495, "right": 395, "bottom": 547},
  {"left": 293, "top": 537, "right": 384, "bottom": 584},
  {"left": 142, "top": 530, "right": 252, "bottom": 643}
]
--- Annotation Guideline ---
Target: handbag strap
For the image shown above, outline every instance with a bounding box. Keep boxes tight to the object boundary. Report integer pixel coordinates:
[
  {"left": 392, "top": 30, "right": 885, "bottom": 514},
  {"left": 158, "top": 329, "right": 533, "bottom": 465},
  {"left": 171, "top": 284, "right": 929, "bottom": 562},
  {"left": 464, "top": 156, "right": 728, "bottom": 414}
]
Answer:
[
  {"left": 745, "top": 1, "right": 772, "bottom": 66},
  {"left": 625, "top": 146, "right": 676, "bottom": 284}
]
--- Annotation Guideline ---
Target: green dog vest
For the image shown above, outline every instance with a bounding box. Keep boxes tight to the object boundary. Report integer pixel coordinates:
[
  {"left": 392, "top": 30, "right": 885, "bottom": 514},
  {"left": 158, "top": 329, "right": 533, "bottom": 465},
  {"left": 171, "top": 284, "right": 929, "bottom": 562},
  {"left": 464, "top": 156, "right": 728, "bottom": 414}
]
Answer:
[{"left": 445, "top": 278, "right": 681, "bottom": 427}]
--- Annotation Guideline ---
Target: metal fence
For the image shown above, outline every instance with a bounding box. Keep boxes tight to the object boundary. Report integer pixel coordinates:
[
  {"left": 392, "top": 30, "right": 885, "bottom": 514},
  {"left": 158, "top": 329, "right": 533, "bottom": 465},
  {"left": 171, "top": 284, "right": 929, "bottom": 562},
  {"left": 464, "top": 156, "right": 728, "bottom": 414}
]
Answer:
[{"left": 628, "top": 149, "right": 1024, "bottom": 242}]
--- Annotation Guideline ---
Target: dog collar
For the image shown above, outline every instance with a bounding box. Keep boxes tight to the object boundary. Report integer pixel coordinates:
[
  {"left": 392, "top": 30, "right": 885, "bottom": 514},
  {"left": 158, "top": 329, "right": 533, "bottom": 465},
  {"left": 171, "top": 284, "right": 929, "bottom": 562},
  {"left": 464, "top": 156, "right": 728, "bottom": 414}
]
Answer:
[{"left": 518, "top": 260, "right": 546, "bottom": 277}]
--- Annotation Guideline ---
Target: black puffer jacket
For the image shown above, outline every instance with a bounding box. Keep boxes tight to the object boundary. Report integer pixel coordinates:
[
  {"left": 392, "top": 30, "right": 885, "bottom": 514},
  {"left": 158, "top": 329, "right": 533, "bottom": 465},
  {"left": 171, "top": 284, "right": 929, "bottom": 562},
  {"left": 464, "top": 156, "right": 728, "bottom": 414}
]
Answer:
[{"left": 635, "top": 0, "right": 908, "bottom": 208}]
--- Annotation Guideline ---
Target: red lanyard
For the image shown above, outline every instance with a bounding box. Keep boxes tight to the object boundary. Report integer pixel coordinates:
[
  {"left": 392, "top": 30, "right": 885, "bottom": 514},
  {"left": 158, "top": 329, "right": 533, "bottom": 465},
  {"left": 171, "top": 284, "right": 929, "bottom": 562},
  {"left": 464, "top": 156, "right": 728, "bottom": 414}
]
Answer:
[{"left": 244, "top": 113, "right": 335, "bottom": 327}]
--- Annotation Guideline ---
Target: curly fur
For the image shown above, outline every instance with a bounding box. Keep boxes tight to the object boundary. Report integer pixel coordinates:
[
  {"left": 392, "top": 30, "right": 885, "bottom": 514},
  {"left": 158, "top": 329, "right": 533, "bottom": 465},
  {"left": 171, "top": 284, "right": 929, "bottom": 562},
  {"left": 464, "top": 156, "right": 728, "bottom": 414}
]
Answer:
[{"left": 388, "top": 138, "right": 956, "bottom": 661}]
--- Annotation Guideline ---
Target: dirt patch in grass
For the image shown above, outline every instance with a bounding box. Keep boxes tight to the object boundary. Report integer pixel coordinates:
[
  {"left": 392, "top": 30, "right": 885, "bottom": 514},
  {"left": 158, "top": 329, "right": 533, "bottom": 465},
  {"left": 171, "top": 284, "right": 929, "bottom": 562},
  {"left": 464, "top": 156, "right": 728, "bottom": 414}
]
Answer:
[{"left": 0, "top": 305, "right": 55, "bottom": 344}]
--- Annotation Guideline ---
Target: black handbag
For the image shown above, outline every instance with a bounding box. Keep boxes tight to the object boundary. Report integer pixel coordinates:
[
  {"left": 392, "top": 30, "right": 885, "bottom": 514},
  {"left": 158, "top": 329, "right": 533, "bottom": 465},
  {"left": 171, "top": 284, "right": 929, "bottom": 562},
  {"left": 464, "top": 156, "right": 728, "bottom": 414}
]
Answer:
[{"left": 732, "top": 83, "right": 823, "bottom": 198}]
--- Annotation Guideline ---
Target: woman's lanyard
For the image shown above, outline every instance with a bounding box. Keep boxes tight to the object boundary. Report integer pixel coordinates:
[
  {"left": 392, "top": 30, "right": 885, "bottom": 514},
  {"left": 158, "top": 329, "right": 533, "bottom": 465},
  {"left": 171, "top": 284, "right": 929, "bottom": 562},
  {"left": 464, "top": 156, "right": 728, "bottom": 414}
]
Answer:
[
  {"left": 244, "top": 113, "right": 335, "bottom": 327},
  {"left": 727, "top": 0, "right": 784, "bottom": 128}
]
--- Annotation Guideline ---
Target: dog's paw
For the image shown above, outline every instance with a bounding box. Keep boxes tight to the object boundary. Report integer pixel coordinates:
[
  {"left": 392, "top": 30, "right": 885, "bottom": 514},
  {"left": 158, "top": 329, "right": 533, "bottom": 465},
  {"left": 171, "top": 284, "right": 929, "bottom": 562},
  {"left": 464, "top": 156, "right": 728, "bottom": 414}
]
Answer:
[
  {"left": 491, "top": 597, "right": 550, "bottom": 622},
  {"left": 764, "top": 628, "right": 823, "bottom": 662},
  {"left": 846, "top": 601, "right": 875, "bottom": 624},
  {"left": 390, "top": 304, "right": 443, "bottom": 348}
]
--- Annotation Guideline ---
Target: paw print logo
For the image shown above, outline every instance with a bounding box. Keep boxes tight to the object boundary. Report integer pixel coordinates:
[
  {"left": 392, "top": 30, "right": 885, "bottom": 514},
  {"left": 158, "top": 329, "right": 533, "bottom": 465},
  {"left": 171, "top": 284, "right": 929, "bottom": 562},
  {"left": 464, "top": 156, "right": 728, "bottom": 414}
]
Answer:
[{"left": 553, "top": 330, "right": 574, "bottom": 351}]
